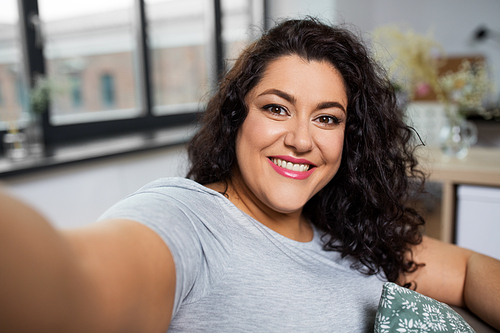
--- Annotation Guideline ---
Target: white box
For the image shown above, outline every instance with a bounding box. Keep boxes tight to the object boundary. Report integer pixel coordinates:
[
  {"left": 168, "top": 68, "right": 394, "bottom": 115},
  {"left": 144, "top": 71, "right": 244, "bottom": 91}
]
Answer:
[{"left": 456, "top": 185, "right": 500, "bottom": 260}]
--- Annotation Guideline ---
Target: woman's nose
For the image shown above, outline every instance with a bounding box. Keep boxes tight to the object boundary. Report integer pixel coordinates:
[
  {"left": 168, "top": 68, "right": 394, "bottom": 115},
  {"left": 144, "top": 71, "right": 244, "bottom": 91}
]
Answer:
[{"left": 283, "top": 120, "right": 314, "bottom": 152}]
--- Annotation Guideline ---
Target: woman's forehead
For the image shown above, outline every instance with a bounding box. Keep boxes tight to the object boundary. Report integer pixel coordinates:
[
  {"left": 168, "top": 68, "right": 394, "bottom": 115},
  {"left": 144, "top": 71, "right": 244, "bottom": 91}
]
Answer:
[{"left": 245, "top": 55, "right": 348, "bottom": 107}]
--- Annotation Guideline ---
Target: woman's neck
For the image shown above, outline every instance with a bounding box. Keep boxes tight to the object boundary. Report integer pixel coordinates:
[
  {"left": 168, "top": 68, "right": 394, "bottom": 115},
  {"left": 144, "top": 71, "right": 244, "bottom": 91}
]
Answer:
[{"left": 206, "top": 179, "right": 313, "bottom": 243}]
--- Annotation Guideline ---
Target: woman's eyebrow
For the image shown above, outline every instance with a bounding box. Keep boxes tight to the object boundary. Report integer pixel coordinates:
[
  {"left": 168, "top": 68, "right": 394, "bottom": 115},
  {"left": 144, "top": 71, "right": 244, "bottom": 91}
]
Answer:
[
  {"left": 258, "top": 89, "right": 296, "bottom": 104},
  {"left": 258, "top": 88, "right": 346, "bottom": 114},
  {"left": 317, "top": 101, "right": 346, "bottom": 114}
]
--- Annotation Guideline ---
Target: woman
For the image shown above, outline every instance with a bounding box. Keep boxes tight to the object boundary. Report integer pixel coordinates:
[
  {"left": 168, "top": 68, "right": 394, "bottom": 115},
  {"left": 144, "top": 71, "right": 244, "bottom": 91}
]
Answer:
[{"left": 1, "top": 18, "right": 499, "bottom": 332}]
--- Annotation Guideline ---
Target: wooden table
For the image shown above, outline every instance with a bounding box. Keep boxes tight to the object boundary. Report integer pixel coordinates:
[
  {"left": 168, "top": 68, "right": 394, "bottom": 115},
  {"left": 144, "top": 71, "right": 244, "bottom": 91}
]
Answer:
[{"left": 417, "top": 147, "right": 500, "bottom": 243}]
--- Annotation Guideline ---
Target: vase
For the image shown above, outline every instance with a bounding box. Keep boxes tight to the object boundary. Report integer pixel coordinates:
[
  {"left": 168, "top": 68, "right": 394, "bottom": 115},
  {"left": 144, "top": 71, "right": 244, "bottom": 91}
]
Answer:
[
  {"left": 438, "top": 103, "right": 477, "bottom": 159},
  {"left": 24, "top": 113, "right": 45, "bottom": 156},
  {"left": 2, "top": 131, "right": 28, "bottom": 160}
]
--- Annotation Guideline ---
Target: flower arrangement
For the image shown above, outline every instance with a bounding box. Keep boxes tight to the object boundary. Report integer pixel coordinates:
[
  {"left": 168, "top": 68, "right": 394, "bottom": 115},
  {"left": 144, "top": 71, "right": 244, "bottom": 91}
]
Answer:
[
  {"left": 372, "top": 26, "right": 444, "bottom": 99},
  {"left": 438, "top": 60, "right": 492, "bottom": 117},
  {"left": 372, "top": 25, "right": 493, "bottom": 117}
]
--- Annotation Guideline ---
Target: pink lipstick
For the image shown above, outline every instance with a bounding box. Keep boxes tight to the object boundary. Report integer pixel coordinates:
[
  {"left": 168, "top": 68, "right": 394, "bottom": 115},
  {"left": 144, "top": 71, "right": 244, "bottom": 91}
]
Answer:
[{"left": 267, "top": 156, "right": 315, "bottom": 180}]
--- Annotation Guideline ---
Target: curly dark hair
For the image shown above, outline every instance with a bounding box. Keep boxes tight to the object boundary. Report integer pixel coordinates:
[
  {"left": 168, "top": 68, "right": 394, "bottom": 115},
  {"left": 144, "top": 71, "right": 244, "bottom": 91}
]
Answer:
[{"left": 187, "top": 17, "right": 426, "bottom": 283}]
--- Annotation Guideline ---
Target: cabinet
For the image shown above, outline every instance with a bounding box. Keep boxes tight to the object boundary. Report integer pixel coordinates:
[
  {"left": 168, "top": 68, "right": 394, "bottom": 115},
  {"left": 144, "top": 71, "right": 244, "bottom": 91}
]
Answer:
[{"left": 418, "top": 147, "right": 500, "bottom": 244}]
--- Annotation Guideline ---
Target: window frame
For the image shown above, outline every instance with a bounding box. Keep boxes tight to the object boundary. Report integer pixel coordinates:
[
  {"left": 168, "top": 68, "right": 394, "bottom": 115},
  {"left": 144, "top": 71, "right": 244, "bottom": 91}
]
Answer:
[{"left": 14, "top": 0, "right": 259, "bottom": 146}]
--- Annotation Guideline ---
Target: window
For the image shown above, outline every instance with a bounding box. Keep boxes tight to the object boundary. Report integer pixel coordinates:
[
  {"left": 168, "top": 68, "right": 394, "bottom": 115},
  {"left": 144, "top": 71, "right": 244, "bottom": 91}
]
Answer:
[
  {"left": 15, "top": 77, "right": 27, "bottom": 108},
  {"left": 145, "top": 0, "right": 210, "bottom": 115},
  {"left": 222, "top": 0, "right": 264, "bottom": 67},
  {"left": 38, "top": 0, "right": 141, "bottom": 125},
  {"left": 1, "top": 0, "right": 265, "bottom": 145},
  {"left": 100, "top": 74, "right": 116, "bottom": 108},
  {"left": 0, "top": 0, "right": 29, "bottom": 132},
  {"left": 70, "top": 74, "right": 83, "bottom": 108}
]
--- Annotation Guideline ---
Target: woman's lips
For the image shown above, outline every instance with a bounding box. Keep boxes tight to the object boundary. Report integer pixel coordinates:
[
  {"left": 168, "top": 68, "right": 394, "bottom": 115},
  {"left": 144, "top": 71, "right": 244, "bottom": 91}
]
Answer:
[
  {"left": 272, "top": 155, "right": 315, "bottom": 165},
  {"left": 267, "top": 156, "right": 316, "bottom": 180}
]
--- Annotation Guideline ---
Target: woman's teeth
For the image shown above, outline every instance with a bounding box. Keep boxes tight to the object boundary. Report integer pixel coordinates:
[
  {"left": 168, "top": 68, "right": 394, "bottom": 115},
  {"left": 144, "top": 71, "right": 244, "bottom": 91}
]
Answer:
[{"left": 271, "top": 158, "right": 310, "bottom": 172}]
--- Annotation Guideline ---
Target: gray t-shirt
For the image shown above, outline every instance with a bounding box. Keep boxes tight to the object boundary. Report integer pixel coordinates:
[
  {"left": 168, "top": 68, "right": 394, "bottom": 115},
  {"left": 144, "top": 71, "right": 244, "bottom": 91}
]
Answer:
[{"left": 99, "top": 177, "right": 386, "bottom": 332}]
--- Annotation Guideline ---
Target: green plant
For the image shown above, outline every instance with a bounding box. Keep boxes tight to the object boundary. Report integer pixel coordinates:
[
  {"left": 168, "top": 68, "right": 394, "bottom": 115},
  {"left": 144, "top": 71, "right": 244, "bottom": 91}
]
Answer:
[{"left": 29, "top": 74, "right": 52, "bottom": 115}]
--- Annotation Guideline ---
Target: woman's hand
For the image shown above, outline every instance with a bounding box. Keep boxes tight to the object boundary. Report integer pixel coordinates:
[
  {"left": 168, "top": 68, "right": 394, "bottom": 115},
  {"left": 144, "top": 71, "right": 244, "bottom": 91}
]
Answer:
[{"left": 401, "top": 236, "right": 500, "bottom": 329}]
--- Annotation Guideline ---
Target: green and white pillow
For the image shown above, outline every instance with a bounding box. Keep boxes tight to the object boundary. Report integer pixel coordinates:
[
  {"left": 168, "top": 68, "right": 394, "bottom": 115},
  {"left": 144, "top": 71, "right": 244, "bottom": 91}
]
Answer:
[{"left": 374, "top": 282, "right": 475, "bottom": 333}]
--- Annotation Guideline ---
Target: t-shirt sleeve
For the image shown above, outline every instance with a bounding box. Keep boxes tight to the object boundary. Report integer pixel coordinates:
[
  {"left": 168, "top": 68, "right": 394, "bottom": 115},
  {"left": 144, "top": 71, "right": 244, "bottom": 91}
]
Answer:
[{"left": 97, "top": 186, "right": 207, "bottom": 317}]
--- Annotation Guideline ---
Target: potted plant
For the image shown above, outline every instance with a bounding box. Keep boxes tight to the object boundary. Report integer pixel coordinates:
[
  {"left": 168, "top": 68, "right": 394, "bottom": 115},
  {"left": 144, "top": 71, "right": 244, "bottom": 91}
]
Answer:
[
  {"left": 25, "top": 73, "right": 52, "bottom": 155},
  {"left": 1, "top": 74, "right": 51, "bottom": 160}
]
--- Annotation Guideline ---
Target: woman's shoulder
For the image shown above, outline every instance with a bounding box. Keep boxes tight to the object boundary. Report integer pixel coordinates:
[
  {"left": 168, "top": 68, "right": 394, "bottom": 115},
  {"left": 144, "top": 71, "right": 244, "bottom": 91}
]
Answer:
[
  {"left": 98, "top": 177, "right": 230, "bottom": 226},
  {"left": 131, "top": 177, "right": 226, "bottom": 206},
  {"left": 139, "top": 177, "right": 216, "bottom": 195}
]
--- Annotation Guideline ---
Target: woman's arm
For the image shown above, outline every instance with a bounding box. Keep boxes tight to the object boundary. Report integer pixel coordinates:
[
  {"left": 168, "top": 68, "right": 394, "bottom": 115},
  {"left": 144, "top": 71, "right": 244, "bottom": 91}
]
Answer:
[
  {"left": 400, "top": 236, "right": 500, "bottom": 329},
  {"left": 0, "top": 190, "right": 176, "bottom": 332},
  {"left": 463, "top": 252, "right": 500, "bottom": 329}
]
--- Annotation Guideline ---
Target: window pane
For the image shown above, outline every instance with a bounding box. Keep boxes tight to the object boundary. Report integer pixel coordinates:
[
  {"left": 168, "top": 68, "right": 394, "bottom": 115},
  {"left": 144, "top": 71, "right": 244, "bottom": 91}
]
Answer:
[
  {"left": 38, "top": 0, "right": 142, "bottom": 125},
  {"left": 222, "top": 0, "right": 260, "bottom": 67},
  {"left": 0, "top": 0, "right": 29, "bottom": 132},
  {"left": 145, "top": 0, "right": 209, "bottom": 115},
  {"left": 70, "top": 74, "right": 83, "bottom": 108},
  {"left": 101, "top": 73, "right": 116, "bottom": 107}
]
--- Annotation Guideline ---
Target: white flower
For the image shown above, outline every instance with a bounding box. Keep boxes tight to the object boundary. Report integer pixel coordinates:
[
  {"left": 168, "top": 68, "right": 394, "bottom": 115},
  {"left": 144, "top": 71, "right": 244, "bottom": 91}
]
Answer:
[
  {"left": 396, "top": 317, "right": 430, "bottom": 333},
  {"left": 372, "top": 26, "right": 444, "bottom": 97},
  {"left": 401, "top": 299, "right": 419, "bottom": 314},
  {"left": 380, "top": 284, "right": 397, "bottom": 308},
  {"left": 375, "top": 314, "right": 392, "bottom": 333},
  {"left": 447, "top": 311, "right": 474, "bottom": 332},
  {"left": 438, "top": 59, "right": 492, "bottom": 112}
]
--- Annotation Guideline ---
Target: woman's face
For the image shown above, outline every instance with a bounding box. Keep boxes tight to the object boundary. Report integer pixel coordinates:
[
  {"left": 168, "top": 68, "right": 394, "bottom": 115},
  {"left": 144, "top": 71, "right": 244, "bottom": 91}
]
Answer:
[{"left": 233, "top": 55, "right": 347, "bottom": 215}]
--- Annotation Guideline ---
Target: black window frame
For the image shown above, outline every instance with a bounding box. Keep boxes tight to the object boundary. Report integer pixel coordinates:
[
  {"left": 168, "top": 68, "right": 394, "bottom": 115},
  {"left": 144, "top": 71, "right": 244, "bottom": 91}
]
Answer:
[{"left": 15, "top": 0, "right": 240, "bottom": 146}]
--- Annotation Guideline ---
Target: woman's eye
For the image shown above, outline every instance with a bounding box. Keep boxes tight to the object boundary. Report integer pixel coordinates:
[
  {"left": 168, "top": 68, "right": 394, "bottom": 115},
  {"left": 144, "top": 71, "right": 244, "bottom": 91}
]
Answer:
[
  {"left": 264, "top": 104, "right": 287, "bottom": 116},
  {"left": 316, "top": 115, "right": 340, "bottom": 125}
]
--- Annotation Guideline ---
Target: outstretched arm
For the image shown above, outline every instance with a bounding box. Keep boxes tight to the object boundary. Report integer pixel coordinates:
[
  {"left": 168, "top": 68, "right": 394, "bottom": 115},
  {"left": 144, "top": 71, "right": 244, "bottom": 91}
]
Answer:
[
  {"left": 400, "top": 236, "right": 500, "bottom": 329},
  {"left": 0, "top": 190, "right": 176, "bottom": 332}
]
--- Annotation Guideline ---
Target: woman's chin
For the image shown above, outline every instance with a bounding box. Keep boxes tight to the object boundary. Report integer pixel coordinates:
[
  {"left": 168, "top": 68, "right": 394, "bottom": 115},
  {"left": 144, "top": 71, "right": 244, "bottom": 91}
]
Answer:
[{"left": 263, "top": 198, "right": 310, "bottom": 215}]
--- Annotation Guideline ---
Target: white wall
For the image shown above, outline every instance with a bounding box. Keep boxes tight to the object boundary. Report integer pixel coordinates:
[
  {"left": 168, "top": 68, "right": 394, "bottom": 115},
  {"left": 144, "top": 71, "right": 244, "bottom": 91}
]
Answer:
[
  {"left": 267, "top": 0, "right": 336, "bottom": 24},
  {"left": 1, "top": 145, "right": 188, "bottom": 228}
]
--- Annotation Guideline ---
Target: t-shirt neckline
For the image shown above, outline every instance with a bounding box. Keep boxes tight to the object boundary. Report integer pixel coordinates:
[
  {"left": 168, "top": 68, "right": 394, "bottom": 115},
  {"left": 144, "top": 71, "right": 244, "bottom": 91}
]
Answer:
[{"left": 177, "top": 177, "right": 322, "bottom": 248}]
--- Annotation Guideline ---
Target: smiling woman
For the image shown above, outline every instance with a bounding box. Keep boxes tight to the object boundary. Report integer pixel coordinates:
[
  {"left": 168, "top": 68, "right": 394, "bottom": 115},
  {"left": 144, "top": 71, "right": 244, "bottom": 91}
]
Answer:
[
  {"left": 1, "top": 17, "right": 500, "bottom": 333},
  {"left": 188, "top": 18, "right": 425, "bottom": 280},
  {"left": 224, "top": 55, "right": 347, "bottom": 239}
]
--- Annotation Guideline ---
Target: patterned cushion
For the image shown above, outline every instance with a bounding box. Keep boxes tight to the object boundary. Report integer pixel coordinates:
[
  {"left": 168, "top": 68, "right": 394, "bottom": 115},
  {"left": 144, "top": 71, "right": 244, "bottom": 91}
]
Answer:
[{"left": 374, "top": 282, "right": 476, "bottom": 333}]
